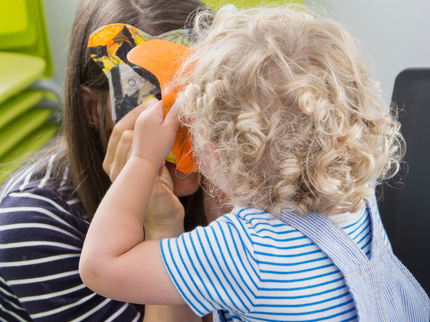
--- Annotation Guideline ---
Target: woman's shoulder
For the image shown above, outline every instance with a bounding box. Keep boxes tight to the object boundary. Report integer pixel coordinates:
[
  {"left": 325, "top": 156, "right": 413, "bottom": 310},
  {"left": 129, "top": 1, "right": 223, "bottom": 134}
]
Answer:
[{"left": 0, "top": 160, "right": 88, "bottom": 240}]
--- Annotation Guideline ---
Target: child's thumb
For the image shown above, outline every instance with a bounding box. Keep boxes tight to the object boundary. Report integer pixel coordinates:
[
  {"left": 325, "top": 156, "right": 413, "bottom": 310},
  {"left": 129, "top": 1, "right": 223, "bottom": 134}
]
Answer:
[{"left": 164, "top": 102, "right": 180, "bottom": 128}]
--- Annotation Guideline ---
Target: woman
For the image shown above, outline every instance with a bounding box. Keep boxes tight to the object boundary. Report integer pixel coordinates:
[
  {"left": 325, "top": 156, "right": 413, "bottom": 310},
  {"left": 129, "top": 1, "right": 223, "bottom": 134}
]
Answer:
[{"left": 0, "top": 0, "right": 209, "bottom": 321}]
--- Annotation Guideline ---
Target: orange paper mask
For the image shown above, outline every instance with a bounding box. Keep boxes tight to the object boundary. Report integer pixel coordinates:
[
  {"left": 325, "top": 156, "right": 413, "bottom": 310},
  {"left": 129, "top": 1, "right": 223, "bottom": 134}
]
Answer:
[{"left": 127, "top": 39, "right": 196, "bottom": 174}]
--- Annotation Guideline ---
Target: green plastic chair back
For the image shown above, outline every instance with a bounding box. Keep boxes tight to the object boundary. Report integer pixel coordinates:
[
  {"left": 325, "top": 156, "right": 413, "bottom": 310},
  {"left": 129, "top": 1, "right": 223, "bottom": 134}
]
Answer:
[
  {"left": 0, "top": 108, "right": 52, "bottom": 159},
  {"left": 0, "top": 52, "right": 46, "bottom": 105},
  {"left": 0, "top": 0, "right": 35, "bottom": 48},
  {"left": 0, "top": 0, "right": 58, "bottom": 185},
  {"left": 0, "top": 0, "right": 53, "bottom": 76},
  {"left": 0, "top": 122, "right": 57, "bottom": 184},
  {"left": 0, "top": 92, "right": 59, "bottom": 184},
  {"left": 0, "top": 90, "right": 45, "bottom": 130}
]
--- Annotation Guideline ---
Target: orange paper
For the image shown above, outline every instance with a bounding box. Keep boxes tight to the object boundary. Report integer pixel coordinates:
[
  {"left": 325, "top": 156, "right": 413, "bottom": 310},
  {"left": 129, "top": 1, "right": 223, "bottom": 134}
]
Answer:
[{"left": 127, "top": 39, "right": 196, "bottom": 174}]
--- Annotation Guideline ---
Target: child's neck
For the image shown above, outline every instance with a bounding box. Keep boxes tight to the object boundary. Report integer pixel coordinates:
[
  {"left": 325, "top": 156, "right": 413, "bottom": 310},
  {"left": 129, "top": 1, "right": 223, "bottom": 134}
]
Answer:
[{"left": 326, "top": 207, "right": 348, "bottom": 217}]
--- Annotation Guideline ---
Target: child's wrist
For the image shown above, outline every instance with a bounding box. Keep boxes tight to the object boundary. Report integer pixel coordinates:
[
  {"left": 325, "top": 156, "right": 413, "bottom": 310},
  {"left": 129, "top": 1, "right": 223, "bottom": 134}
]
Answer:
[
  {"left": 128, "top": 155, "right": 162, "bottom": 173},
  {"left": 144, "top": 225, "right": 184, "bottom": 240}
]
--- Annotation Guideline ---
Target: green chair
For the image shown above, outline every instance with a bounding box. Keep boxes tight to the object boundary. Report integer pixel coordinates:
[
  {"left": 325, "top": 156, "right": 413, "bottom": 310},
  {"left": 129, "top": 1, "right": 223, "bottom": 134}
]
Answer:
[
  {"left": 0, "top": 0, "right": 59, "bottom": 184},
  {"left": 0, "top": 52, "right": 46, "bottom": 104},
  {"left": 0, "top": 123, "right": 58, "bottom": 183},
  {"left": 0, "top": 106, "right": 53, "bottom": 158},
  {"left": 0, "top": 90, "right": 46, "bottom": 130},
  {"left": 0, "top": 0, "right": 54, "bottom": 76},
  {"left": 203, "top": 0, "right": 303, "bottom": 10}
]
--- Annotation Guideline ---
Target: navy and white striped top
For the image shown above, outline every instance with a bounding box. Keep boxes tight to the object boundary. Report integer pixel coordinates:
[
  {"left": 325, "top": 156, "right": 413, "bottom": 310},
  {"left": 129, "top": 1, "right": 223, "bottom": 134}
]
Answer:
[
  {"left": 161, "top": 204, "right": 381, "bottom": 321},
  {"left": 0, "top": 158, "right": 142, "bottom": 322}
]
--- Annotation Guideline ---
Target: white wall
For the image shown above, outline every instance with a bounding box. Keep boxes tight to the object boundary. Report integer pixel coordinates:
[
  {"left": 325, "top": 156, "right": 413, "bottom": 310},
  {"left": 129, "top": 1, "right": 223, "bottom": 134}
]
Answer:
[
  {"left": 306, "top": 0, "right": 430, "bottom": 103},
  {"left": 43, "top": 0, "right": 430, "bottom": 104},
  {"left": 42, "top": 0, "right": 81, "bottom": 88}
]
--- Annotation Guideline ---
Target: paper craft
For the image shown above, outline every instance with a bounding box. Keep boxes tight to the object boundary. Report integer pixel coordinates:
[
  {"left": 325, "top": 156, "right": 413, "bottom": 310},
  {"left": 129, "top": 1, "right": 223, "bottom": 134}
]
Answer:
[
  {"left": 88, "top": 23, "right": 196, "bottom": 172},
  {"left": 88, "top": 23, "right": 196, "bottom": 122},
  {"left": 128, "top": 39, "right": 195, "bottom": 173}
]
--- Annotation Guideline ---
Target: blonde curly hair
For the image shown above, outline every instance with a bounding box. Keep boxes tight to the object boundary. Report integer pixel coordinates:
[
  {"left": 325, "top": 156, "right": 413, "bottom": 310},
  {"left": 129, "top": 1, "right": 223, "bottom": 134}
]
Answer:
[{"left": 177, "top": 5, "right": 405, "bottom": 216}]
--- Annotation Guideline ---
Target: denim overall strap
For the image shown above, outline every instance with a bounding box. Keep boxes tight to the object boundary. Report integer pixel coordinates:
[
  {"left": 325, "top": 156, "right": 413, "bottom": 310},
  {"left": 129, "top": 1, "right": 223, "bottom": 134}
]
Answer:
[
  {"left": 279, "top": 204, "right": 372, "bottom": 274},
  {"left": 213, "top": 311, "right": 226, "bottom": 322},
  {"left": 280, "top": 197, "right": 430, "bottom": 321}
]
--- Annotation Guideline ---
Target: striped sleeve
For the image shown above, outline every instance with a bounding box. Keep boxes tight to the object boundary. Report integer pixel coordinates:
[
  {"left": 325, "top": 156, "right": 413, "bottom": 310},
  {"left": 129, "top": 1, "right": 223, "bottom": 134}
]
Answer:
[
  {"left": 160, "top": 215, "right": 260, "bottom": 317},
  {"left": 0, "top": 183, "right": 142, "bottom": 321}
]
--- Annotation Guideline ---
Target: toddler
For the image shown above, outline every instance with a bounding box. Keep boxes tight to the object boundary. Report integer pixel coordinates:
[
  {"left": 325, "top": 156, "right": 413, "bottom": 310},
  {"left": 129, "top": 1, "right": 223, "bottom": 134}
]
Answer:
[{"left": 80, "top": 5, "right": 430, "bottom": 321}]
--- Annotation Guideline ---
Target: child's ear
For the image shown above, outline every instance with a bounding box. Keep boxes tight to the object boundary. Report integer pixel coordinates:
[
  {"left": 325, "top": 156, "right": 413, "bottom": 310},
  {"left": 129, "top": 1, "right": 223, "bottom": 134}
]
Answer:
[
  {"left": 204, "top": 142, "right": 232, "bottom": 203},
  {"left": 202, "top": 142, "right": 223, "bottom": 185},
  {"left": 81, "top": 85, "right": 100, "bottom": 130},
  {"left": 207, "top": 142, "right": 220, "bottom": 172}
]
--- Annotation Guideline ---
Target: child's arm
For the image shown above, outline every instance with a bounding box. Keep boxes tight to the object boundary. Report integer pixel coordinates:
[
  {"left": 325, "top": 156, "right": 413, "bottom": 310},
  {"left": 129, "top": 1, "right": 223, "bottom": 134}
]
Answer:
[
  {"left": 80, "top": 101, "right": 185, "bottom": 305},
  {"left": 102, "top": 98, "right": 186, "bottom": 239}
]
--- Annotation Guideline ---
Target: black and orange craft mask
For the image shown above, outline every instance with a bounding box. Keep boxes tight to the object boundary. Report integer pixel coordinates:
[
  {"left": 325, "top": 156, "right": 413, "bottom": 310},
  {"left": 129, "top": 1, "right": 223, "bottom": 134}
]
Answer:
[{"left": 88, "top": 24, "right": 196, "bottom": 173}]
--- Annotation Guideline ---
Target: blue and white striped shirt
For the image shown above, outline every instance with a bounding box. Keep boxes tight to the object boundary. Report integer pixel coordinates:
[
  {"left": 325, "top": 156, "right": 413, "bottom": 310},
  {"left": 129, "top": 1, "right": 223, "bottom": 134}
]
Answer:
[{"left": 161, "top": 205, "right": 378, "bottom": 321}]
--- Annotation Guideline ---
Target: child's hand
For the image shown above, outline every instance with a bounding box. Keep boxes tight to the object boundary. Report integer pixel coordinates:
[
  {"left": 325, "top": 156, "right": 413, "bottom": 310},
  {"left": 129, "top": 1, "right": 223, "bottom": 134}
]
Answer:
[
  {"left": 144, "top": 163, "right": 185, "bottom": 240},
  {"left": 103, "top": 99, "right": 157, "bottom": 182},
  {"left": 132, "top": 100, "right": 180, "bottom": 168}
]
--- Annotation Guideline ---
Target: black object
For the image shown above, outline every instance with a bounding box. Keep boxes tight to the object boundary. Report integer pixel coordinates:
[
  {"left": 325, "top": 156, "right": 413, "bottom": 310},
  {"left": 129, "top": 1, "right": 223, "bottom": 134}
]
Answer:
[{"left": 377, "top": 68, "right": 430, "bottom": 296}]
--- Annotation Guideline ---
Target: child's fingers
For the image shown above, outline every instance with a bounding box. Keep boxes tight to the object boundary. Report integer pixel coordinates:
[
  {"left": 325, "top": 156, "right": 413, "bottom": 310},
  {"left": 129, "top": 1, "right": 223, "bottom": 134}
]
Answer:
[
  {"left": 142, "top": 97, "right": 160, "bottom": 108},
  {"left": 103, "top": 130, "right": 134, "bottom": 182},
  {"left": 163, "top": 102, "right": 180, "bottom": 132},
  {"left": 139, "top": 100, "right": 179, "bottom": 129},
  {"left": 158, "top": 161, "right": 165, "bottom": 177},
  {"left": 112, "top": 130, "right": 134, "bottom": 180},
  {"left": 133, "top": 100, "right": 178, "bottom": 165},
  {"left": 106, "top": 98, "right": 159, "bottom": 162},
  {"left": 103, "top": 99, "right": 159, "bottom": 178},
  {"left": 118, "top": 98, "right": 159, "bottom": 132}
]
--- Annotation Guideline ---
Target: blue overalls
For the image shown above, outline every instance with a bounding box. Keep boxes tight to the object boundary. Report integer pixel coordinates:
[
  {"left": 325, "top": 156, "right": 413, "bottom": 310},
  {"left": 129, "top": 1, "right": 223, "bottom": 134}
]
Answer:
[{"left": 215, "top": 196, "right": 430, "bottom": 321}]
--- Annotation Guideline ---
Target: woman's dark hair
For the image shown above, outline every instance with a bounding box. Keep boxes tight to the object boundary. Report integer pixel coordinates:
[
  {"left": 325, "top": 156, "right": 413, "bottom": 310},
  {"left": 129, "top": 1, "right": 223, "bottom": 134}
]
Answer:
[{"left": 45, "top": 0, "right": 210, "bottom": 225}]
